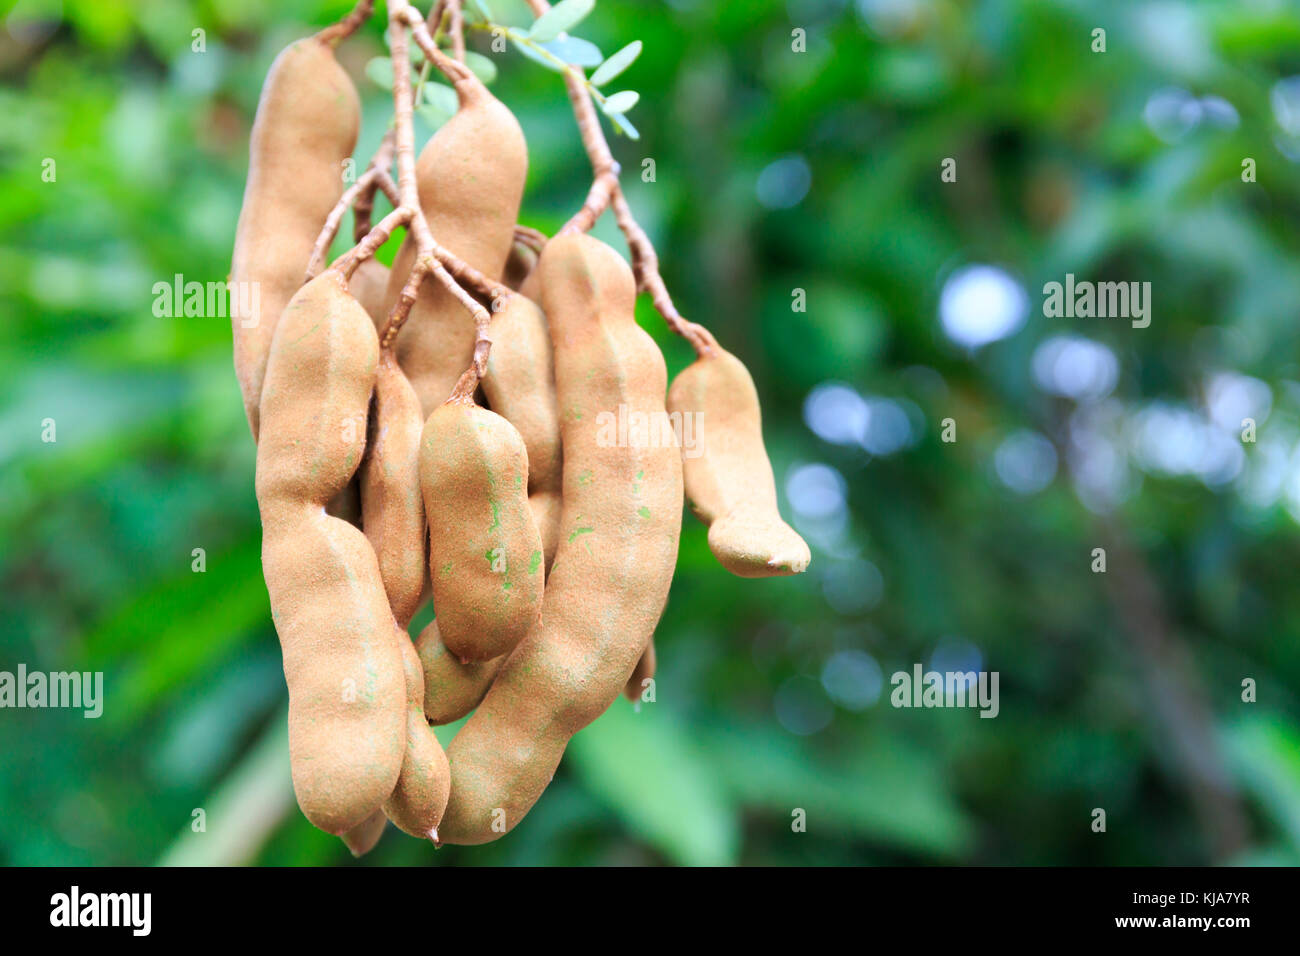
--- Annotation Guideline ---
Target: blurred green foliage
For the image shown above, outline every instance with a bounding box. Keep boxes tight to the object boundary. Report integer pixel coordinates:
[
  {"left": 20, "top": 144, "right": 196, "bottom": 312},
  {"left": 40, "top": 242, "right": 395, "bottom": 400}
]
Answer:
[{"left": 1, "top": 0, "right": 1299, "bottom": 866}]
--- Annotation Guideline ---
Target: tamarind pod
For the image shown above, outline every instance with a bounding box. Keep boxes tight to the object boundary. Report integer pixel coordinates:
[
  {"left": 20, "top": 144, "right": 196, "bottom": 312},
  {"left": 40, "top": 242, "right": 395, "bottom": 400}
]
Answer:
[
  {"left": 414, "top": 620, "right": 503, "bottom": 725},
  {"left": 340, "top": 810, "right": 388, "bottom": 858},
  {"left": 480, "top": 293, "right": 562, "bottom": 571},
  {"left": 351, "top": 257, "right": 391, "bottom": 329},
  {"left": 384, "top": 75, "right": 527, "bottom": 415},
  {"left": 383, "top": 636, "right": 452, "bottom": 839},
  {"left": 231, "top": 34, "right": 360, "bottom": 440},
  {"left": 439, "top": 234, "right": 683, "bottom": 845},
  {"left": 360, "top": 351, "right": 428, "bottom": 626},
  {"left": 666, "top": 347, "right": 811, "bottom": 578},
  {"left": 326, "top": 258, "right": 385, "bottom": 534},
  {"left": 256, "top": 271, "right": 406, "bottom": 835},
  {"left": 624, "top": 639, "right": 657, "bottom": 703},
  {"left": 481, "top": 295, "right": 562, "bottom": 493},
  {"left": 503, "top": 240, "right": 538, "bottom": 292},
  {"left": 419, "top": 395, "right": 544, "bottom": 661}
]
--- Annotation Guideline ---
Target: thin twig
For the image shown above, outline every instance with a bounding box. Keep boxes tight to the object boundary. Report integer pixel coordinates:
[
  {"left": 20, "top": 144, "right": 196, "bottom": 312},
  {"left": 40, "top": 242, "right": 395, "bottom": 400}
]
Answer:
[
  {"left": 514, "top": 224, "right": 548, "bottom": 252},
  {"left": 428, "top": 0, "right": 447, "bottom": 31},
  {"left": 307, "top": 136, "right": 396, "bottom": 281},
  {"left": 317, "top": 0, "right": 375, "bottom": 46},
  {"left": 520, "top": 0, "right": 712, "bottom": 355},
  {"left": 333, "top": 206, "right": 414, "bottom": 279},
  {"left": 380, "top": 257, "right": 431, "bottom": 349},
  {"left": 422, "top": 254, "right": 493, "bottom": 376},
  {"left": 374, "top": 1, "right": 503, "bottom": 385},
  {"left": 447, "top": 0, "right": 466, "bottom": 63}
]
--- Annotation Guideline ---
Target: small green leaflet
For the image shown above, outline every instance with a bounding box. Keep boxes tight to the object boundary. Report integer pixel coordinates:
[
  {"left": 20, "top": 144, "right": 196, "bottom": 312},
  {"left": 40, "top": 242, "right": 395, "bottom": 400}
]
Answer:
[
  {"left": 464, "top": 0, "right": 493, "bottom": 25},
  {"left": 510, "top": 35, "right": 565, "bottom": 73},
  {"left": 464, "top": 50, "right": 498, "bottom": 84},
  {"left": 365, "top": 56, "right": 395, "bottom": 90},
  {"left": 609, "top": 111, "right": 640, "bottom": 140},
  {"left": 590, "top": 40, "right": 641, "bottom": 87},
  {"left": 541, "top": 35, "right": 604, "bottom": 68},
  {"left": 601, "top": 90, "right": 640, "bottom": 115},
  {"left": 423, "top": 82, "right": 459, "bottom": 116},
  {"left": 417, "top": 104, "right": 452, "bottom": 131},
  {"left": 528, "top": 0, "right": 595, "bottom": 44}
]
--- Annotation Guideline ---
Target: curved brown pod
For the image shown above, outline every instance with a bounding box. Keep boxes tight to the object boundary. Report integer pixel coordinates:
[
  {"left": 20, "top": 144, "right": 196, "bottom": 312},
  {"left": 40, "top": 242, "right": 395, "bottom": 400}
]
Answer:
[
  {"left": 383, "top": 636, "right": 451, "bottom": 839},
  {"left": 624, "top": 639, "right": 657, "bottom": 703},
  {"left": 360, "top": 351, "right": 427, "bottom": 627},
  {"left": 340, "top": 810, "right": 388, "bottom": 858},
  {"left": 383, "top": 74, "right": 527, "bottom": 415},
  {"left": 667, "top": 346, "right": 811, "bottom": 577},
  {"left": 231, "top": 33, "right": 360, "bottom": 439},
  {"left": 414, "top": 620, "right": 503, "bottom": 726},
  {"left": 481, "top": 293, "right": 562, "bottom": 569},
  {"left": 255, "top": 271, "right": 407, "bottom": 836},
  {"left": 438, "top": 234, "right": 683, "bottom": 845},
  {"left": 419, "top": 391, "right": 544, "bottom": 661}
]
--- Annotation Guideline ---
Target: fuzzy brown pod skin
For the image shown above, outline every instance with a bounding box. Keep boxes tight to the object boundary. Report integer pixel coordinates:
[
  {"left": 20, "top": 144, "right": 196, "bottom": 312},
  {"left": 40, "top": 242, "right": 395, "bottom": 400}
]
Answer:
[
  {"left": 231, "top": 35, "right": 360, "bottom": 440},
  {"left": 438, "top": 234, "right": 683, "bottom": 845},
  {"left": 481, "top": 294, "right": 562, "bottom": 569},
  {"left": 383, "top": 636, "right": 452, "bottom": 838},
  {"left": 360, "top": 351, "right": 427, "bottom": 627},
  {"left": 328, "top": 259, "right": 389, "bottom": 533},
  {"left": 624, "top": 639, "right": 657, "bottom": 703},
  {"left": 340, "top": 810, "right": 388, "bottom": 857},
  {"left": 667, "top": 347, "right": 811, "bottom": 577},
  {"left": 256, "top": 271, "right": 406, "bottom": 836},
  {"left": 419, "top": 399, "right": 544, "bottom": 661},
  {"left": 415, "top": 619, "right": 503, "bottom": 725},
  {"left": 383, "top": 77, "right": 527, "bottom": 415}
]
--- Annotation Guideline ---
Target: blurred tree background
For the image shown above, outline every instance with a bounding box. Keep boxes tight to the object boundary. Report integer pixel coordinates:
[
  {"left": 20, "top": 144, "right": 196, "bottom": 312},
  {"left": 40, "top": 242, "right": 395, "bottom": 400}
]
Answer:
[{"left": 2, "top": 0, "right": 1300, "bottom": 866}]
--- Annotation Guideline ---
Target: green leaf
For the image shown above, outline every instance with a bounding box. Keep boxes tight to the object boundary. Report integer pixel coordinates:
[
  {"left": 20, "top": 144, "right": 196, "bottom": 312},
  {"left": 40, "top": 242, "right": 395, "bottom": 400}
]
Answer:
[
  {"left": 509, "top": 35, "right": 565, "bottom": 73},
  {"left": 528, "top": 0, "right": 595, "bottom": 43},
  {"left": 608, "top": 110, "right": 640, "bottom": 140},
  {"left": 423, "top": 82, "right": 459, "bottom": 115},
  {"left": 157, "top": 708, "right": 295, "bottom": 867},
  {"left": 464, "top": 0, "right": 494, "bottom": 25},
  {"left": 464, "top": 50, "right": 498, "bottom": 85},
  {"left": 1224, "top": 715, "right": 1300, "bottom": 853},
  {"left": 702, "top": 723, "right": 975, "bottom": 858},
  {"left": 590, "top": 40, "right": 641, "bottom": 86},
  {"left": 540, "top": 35, "right": 603, "bottom": 68},
  {"left": 568, "top": 700, "right": 740, "bottom": 865},
  {"left": 417, "top": 102, "right": 454, "bottom": 132},
  {"left": 364, "top": 56, "right": 394, "bottom": 90},
  {"left": 600, "top": 89, "right": 640, "bottom": 115}
]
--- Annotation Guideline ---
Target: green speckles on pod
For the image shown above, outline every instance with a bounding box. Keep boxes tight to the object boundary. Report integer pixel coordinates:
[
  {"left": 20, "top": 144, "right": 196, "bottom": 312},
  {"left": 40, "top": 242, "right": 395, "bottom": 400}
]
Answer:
[{"left": 420, "top": 400, "right": 543, "bottom": 661}]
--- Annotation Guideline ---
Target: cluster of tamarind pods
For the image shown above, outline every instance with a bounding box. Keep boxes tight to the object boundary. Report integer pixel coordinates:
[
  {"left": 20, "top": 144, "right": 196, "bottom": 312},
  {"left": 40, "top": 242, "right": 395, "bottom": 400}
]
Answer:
[{"left": 229, "top": 9, "right": 810, "bottom": 854}]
